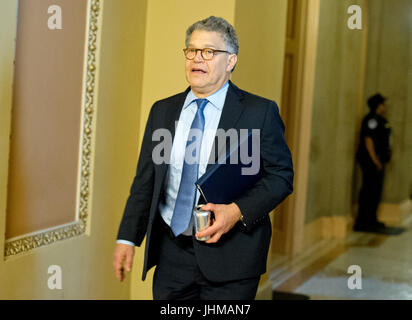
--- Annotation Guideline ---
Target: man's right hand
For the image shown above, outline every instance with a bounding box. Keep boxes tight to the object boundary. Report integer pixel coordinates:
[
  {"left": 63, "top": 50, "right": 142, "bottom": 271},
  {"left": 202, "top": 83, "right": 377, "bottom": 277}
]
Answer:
[
  {"left": 365, "top": 137, "right": 383, "bottom": 171},
  {"left": 374, "top": 160, "right": 383, "bottom": 171},
  {"left": 373, "top": 159, "right": 383, "bottom": 171},
  {"left": 113, "top": 243, "right": 135, "bottom": 282}
]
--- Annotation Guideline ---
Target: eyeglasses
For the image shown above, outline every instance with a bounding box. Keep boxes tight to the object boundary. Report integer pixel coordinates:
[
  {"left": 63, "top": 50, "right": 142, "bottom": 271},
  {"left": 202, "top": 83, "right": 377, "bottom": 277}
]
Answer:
[{"left": 183, "top": 47, "right": 231, "bottom": 60}]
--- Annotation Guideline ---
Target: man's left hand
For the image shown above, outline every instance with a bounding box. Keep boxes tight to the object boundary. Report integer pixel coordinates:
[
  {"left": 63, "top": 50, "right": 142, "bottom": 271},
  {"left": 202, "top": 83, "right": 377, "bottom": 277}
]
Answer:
[{"left": 195, "top": 202, "right": 242, "bottom": 244}]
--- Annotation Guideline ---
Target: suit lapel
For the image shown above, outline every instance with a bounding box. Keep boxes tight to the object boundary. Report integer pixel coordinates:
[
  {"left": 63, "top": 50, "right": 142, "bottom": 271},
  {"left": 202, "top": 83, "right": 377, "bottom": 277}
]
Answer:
[
  {"left": 157, "top": 87, "right": 190, "bottom": 187},
  {"left": 165, "top": 91, "right": 189, "bottom": 140},
  {"left": 206, "top": 81, "right": 245, "bottom": 172}
]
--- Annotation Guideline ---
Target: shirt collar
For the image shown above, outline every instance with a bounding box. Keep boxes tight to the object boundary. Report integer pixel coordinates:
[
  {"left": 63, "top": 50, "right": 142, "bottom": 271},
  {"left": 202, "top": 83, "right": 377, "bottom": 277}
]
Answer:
[{"left": 183, "top": 81, "right": 229, "bottom": 111}]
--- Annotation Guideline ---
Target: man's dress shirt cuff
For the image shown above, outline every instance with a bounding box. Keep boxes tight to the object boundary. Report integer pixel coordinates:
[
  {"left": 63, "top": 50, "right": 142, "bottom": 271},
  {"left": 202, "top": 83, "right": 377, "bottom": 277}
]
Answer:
[{"left": 117, "top": 239, "right": 136, "bottom": 246}]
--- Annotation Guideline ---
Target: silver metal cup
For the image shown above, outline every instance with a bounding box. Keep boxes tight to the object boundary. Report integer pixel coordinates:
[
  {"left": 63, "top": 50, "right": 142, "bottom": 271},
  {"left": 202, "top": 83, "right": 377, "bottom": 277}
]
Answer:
[{"left": 194, "top": 204, "right": 212, "bottom": 241}]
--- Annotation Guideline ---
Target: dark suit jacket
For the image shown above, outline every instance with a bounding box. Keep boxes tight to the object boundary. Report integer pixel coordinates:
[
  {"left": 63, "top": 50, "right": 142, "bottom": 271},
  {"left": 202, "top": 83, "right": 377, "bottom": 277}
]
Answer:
[{"left": 117, "top": 81, "right": 293, "bottom": 282}]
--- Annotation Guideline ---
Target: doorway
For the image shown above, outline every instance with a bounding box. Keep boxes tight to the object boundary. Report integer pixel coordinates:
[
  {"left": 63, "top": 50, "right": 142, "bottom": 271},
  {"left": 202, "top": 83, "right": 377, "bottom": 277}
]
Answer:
[{"left": 273, "top": 0, "right": 320, "bottom": 256}]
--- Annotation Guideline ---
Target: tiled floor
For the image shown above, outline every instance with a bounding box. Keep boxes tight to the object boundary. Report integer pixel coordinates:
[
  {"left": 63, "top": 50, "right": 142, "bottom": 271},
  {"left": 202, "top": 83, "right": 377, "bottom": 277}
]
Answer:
[{"left": 271, "top": 211, "right": 412, "bottom": 300}]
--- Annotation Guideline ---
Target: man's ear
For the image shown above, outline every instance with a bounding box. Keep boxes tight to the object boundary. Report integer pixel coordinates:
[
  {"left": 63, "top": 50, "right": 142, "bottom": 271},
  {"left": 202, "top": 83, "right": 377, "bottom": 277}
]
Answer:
[{"left": 227, "top": 54, "right": 238, "bottom": 73}]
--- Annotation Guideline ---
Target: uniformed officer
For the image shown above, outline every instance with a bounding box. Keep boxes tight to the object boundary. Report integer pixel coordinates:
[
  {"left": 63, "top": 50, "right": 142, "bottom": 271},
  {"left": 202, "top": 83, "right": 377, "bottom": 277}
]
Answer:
[{"left": 354, "top": 93, "right": 391, "bottom": 232}]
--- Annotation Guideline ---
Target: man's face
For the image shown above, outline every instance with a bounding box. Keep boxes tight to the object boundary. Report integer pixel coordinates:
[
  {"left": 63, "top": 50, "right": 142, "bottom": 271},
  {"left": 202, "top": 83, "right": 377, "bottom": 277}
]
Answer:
[
  {"left": 376, "top": 103, "right": 386, "bottom": 115},
  {"left": 185, "top": 30, "right": 237, "bottom": 98}
]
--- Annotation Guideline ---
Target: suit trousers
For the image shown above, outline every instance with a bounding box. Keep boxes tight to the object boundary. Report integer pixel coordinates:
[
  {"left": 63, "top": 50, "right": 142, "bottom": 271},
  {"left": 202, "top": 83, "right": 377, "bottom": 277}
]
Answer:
[
  {"left": 152, "top": 218, "right": 260, "bottom": 300},
  {"left": 355, "top": 160, "right": 384, "bottom": 228}
]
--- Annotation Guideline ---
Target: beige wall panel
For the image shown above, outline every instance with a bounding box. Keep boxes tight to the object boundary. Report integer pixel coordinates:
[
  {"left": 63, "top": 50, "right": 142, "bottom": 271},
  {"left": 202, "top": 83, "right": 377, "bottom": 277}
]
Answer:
[
  {"left": 89, "top": 0, "right": 149, "bottom": 300},
  {"left": 305, "top": 0, "right": 367, "bottom": 224},
  {"left": 364, "top": 0, "right": 412, "bottom": 203},
  {"left": 6, "top": 0, "right": 88, "bottom": 238},
  {"left": 0, "top": 0, "right": 19, "bottom": 281},
  {"left": 306, "top": 0, "right": 412, "bottom": 227},
  {"left": 0, "top": 0, "right": 147, "bottom": 299},
  {"left": 233, "top": 0, "right": 288, "bottom": 104}
]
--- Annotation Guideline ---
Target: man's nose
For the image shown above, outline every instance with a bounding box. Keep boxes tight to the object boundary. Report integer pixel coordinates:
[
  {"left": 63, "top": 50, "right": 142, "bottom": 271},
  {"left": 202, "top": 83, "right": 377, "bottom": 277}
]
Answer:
[{"left": 193, "top": 50, "right": 204, "bottom": 62}]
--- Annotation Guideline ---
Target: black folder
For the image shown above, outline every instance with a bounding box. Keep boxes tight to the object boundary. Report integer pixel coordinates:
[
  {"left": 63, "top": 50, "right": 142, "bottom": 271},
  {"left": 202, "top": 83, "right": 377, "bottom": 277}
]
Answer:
[{"left": 195, "top": 130, "right": 263, "bottom": 204}]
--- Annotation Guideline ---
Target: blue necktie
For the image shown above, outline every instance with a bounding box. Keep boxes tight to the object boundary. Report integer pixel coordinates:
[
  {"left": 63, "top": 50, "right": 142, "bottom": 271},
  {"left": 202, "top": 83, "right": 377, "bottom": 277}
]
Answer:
[{"left": 171, "top": 99, "right": 208, "bottom": 236}]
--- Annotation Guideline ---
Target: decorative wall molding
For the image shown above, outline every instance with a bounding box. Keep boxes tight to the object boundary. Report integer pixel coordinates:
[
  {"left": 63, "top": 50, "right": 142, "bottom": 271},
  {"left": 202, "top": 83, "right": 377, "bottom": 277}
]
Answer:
[{"left": 5, "top": 0, "right": 102, "bottom": 258}]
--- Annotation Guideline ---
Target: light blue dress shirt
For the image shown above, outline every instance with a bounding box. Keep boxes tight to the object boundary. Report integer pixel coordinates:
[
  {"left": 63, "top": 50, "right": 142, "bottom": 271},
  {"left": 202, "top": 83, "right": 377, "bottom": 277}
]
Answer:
[{"left": 117, "top": 81, "right": 229, "bottom": 246}]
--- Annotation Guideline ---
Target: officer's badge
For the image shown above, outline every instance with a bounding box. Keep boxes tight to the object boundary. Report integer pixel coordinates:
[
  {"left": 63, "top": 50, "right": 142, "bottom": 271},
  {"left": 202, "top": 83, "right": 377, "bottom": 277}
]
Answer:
[{"left": 368, "top": 119, "right": 378, "bottom": 129}]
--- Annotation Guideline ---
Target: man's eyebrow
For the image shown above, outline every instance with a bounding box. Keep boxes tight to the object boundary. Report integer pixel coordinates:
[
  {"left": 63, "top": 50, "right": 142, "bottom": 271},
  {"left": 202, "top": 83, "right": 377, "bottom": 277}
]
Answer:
[{"left": 187, "top": 44, "right": 218, "bottom": 48}]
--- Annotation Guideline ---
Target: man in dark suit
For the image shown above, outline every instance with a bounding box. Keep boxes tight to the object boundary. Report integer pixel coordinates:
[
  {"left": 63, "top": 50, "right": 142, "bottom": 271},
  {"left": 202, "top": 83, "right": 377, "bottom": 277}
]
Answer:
[{"left": 113, "top": 16, "right": 293, "bottom": 300}]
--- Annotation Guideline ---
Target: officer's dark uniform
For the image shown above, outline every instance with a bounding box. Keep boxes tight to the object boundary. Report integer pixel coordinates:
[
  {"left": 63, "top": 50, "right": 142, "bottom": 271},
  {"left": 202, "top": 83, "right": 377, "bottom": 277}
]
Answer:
[{"left": 355, "top": 94, "right": 391, "bottom": 231}]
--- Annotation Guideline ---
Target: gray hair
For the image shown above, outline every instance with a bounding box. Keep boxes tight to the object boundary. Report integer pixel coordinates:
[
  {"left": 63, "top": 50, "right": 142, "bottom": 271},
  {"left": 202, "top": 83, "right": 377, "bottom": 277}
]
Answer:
[{"left": 185, "top": 16, "right": 239, "bottom": 55}]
